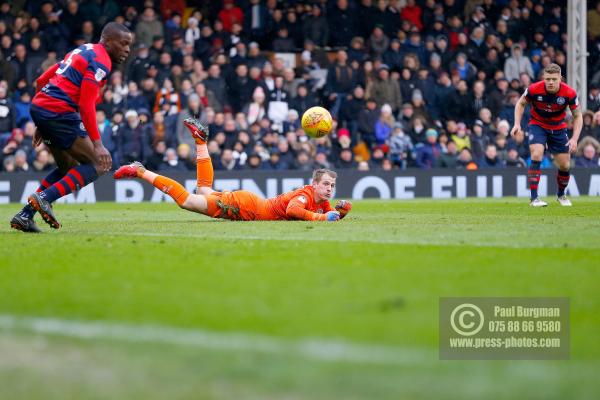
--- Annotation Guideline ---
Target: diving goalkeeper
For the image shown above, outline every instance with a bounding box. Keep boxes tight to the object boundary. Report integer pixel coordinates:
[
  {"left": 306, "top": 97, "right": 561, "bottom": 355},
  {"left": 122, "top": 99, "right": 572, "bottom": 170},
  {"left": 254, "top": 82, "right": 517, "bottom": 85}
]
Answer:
[{"left": 113, "top": 118, "right": 352, "bottom": 222}]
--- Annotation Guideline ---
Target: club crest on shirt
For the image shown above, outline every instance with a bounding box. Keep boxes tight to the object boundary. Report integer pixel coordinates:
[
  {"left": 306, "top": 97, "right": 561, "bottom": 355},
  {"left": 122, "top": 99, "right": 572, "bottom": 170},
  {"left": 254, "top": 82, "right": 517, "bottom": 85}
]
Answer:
[
  {"left": 556, "top": 97, "right": 565, "bottom": 105},
  {"left": 298, "top": 196, "right": 307, "bottom": 204},
  {"left": 95, "top": 68, "right": 107, "bottom": 82}
]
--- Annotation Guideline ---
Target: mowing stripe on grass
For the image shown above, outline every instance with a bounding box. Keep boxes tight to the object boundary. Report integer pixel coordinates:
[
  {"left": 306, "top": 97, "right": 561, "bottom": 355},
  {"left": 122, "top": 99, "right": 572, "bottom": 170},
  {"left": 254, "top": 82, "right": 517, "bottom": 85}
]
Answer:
[
  {"left": 0, "top": 315, "right": 432, "bottom": 366},
  {"left": 84, "top": 231, "right": 599, "bottom": 249}
]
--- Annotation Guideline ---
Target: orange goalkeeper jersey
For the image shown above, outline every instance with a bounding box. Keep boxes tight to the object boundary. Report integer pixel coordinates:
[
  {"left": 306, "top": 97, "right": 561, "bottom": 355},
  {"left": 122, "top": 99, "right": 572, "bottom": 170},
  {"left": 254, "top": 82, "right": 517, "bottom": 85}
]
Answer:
[{"left": 264, "top": 185, "right": 334, "bottom": 221}]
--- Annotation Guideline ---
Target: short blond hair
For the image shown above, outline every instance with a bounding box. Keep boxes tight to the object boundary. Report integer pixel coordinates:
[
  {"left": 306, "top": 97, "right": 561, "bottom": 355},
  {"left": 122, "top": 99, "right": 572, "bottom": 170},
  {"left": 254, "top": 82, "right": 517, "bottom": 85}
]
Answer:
[
  {"left": 544, "top": 63, "right": 562, "bottom": 75},
  {"left": 312, "top": 169, "right": 337, "bottom": 182}
]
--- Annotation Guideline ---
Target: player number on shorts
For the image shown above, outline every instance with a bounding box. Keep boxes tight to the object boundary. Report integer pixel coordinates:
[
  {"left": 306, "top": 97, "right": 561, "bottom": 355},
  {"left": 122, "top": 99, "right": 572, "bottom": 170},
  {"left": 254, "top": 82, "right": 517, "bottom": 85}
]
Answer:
[{"left": 56, "top": 49, "right": 82, "bottom": 75}]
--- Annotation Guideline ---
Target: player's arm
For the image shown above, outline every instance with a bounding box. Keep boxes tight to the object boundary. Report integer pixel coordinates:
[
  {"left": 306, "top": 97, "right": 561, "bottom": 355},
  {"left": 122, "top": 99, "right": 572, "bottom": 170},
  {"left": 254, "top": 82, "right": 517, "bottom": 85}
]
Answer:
[
  {"left": 80, "top": 73, "right": 111, "bottom": 171},
  {"left": 511, "top": 90, "right": 530, "bottom": 137},
  {"left": 569, "top": 105, "right": 583, "bottom": 153},
  {"left": 286, "top": 197, "right": 339, "bottom": 222},
  {"left": 35, "top": 63, "right": 60, "bottom": 92}
]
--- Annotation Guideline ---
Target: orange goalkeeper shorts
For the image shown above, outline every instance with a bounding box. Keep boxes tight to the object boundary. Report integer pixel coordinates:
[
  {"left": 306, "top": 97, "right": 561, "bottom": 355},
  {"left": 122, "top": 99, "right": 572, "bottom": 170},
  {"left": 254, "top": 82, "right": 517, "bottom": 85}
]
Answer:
[{"left": 206, "top": 190, "right": 277, "bottom": 221}]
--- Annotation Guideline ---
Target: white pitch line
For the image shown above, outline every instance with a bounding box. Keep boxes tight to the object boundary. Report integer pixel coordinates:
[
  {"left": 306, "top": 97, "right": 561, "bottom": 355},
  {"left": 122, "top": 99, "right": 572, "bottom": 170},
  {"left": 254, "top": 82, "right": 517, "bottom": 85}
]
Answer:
[{"left": 0, "top": 315, "right": 433, "bottom": 366}]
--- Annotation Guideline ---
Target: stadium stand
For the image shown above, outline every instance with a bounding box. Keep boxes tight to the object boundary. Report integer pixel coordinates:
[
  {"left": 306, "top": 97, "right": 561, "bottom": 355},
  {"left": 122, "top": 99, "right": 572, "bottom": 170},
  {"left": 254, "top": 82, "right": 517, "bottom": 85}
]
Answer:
[{"left": 0, "top": 0, "right": 599, "bottom": 173}]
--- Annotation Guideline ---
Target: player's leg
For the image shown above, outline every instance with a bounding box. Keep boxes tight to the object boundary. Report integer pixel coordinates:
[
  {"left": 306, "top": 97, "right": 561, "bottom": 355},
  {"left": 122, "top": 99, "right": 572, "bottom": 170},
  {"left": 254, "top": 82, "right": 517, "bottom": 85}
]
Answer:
[
  {"left": 183, "top": 117, "right": 214, "bottom": 196},
  {"left": 527, "top": 125, "right": 547, "bottom": 207},
  {"left": 549, "top": 129, "right": 572, "bottom": 206},
  {"left": 114, "top": 162, "right": 210, "bottom": 214},
  {"left": 29, "top": 135, "right": 105, "bottom": 229},
  {"left": 10, "top": 136, "right": 79, "bottom": 232}
]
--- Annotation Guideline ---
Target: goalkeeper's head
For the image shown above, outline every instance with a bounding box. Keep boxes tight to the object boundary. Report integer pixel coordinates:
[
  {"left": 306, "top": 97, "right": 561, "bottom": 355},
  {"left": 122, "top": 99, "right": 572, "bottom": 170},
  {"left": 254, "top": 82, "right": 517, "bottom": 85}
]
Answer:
[{"left": 312, "top": 169, "right": 337, "bottom": 201}]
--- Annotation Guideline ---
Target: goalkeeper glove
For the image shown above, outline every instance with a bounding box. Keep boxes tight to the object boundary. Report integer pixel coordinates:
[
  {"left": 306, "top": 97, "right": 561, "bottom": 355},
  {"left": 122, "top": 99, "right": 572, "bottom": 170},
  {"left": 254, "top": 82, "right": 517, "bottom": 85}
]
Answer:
[
  {"left": 335, "top": 200, "right": 352, "bottom": 219},
  {"left": 325, "top": 211, "right": 341, "bottom": 222}
]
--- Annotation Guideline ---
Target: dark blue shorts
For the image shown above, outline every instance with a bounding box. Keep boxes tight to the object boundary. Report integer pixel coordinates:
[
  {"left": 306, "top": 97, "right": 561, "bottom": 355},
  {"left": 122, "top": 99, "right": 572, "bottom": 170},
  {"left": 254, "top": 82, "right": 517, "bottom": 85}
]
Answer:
[
  {"left": 527, "top": 124, "right": 569, "bottom": 154},
  {"left": 30, "top": 105, "right": 87, "bottom": 150}
]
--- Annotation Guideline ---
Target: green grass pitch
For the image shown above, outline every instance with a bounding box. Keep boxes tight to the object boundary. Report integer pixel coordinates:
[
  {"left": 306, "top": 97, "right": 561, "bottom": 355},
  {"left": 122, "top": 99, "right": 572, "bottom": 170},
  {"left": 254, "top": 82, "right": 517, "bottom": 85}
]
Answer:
[{"left": 1, "top": 198, "right": 599, "bottom": 399}]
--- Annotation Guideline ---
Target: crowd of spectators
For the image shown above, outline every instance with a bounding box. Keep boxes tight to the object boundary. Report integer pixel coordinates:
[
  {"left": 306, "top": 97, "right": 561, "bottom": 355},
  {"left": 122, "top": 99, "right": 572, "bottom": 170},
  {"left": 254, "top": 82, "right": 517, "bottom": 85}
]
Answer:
[{"left": 1, "top": 0, "right": 600, "bottom": 174}]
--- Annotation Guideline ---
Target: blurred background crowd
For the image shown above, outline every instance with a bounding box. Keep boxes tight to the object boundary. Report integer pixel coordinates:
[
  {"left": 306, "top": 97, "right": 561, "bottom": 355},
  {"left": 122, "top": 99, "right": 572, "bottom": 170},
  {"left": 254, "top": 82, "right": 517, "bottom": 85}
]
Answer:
[{"left": 1, "top": 0, "right": 600, "bottom": 174}]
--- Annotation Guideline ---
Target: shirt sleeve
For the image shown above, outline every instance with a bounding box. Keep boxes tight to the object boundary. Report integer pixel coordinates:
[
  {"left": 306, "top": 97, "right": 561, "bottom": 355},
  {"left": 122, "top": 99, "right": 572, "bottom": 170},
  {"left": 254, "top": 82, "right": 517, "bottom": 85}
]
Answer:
[
  {"left": 79, "top": 78, "right": 101, "bottom": 141},
  {"left": 523, "top": 87, "right": 533, "bottom": 103},
  {"left": 35, "top": 63, "right": 60, "bottom": 93},
  {"left": 568, "top": 93, "right": 579, "bottom": 111},
  {"left": 285, "top": 195, "right": 327, "bottom": 221}
]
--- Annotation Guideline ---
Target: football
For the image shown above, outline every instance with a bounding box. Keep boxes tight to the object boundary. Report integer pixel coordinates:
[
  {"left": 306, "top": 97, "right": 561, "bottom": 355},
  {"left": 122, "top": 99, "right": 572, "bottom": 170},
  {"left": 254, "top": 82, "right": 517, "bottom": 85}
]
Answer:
[{"left": 301, "top": 106, "right": 333, "bottom": 138}]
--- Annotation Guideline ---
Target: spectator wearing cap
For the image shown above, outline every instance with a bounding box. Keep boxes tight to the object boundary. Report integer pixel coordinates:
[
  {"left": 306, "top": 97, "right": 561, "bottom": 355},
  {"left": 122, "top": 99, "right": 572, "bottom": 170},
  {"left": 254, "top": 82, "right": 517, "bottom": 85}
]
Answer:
[
  {"left": 389, "top": 122, "right": 413, "bottom": 170},
  {"left": 383, "top": 39, "right": 403, "bottom": 72},
  {"left": 504, "top": 44, "right": 533, "bottom": 82},
  {"left": 13, "top": 88, "right": 32, "bottom": 128},
  {"left": 243, "top": 87, "right": 267, "bottom": 125},
  {"left": 347, "top": 37, "right": 367, "bottom": 65},
  {"left": 357, "top": 98, "right": 379, "bottom": 148},
  {"left": 478, "top": 143, "right": 505, "bottom": 168},
  {"left": 434, "top": 35, "right": 453, "bottom": 70},
  {"left": 154, "top": 78, "right": 181, "bottom": 116},
  {"left": 117, "top": 110, "right": 153, "bottom": 165},
  {"left": 328, "top": 0, "right": 356, "bottom": 48},
  {"left": 575, "top": 142, "right": 600, "bottom": 168},
  {"left": 431, "top": 72, "right": 452, "bottom": 121},
  {"left": 444, "top": 80, "right": 470, "bottom": 122},
  {"left": 293, "top": 150, "right": 313, "bottom": 171},
  {"left": 450, "top": 52, "right": 477, "bottom": 83},
  {"left": 176, "top": 93, "right": 202, "bottom": 151},
  {"left": 505, "top": 147, "right": 527, "bottom": 168},
  {"left": 339, "top": 85, "right": 366, "bottom": 142},
  {"left": 368, "top": 25, "right": 390, "bottom": 59},
  {"left": 324, "top": 50, "right": 355, "bottom": 118},
  {"left": 136, "top": 7, "right": 164, "bottom": 48},
  {"left": 374, "top": 104, "right": 394, "bottom": 146},
  {"left": 13, "top": 149, "right": 29, "bottom": 172},
  {"left": 588, "top": 85, "right": 600, "bottom": 113},
  {"left": 302, "top": 4, "right": 329, "bottom": 47},
  {"left": 227, "top": 64, "right": 255, "bottom": 113},
  {"left": 290, "top": 84, "right": 317, "bottom": 114},
  {"left": 159, "top": 147, "right": 189, "bottom": 172},
  {"left": 415, "top": 128, "right": 441, "bottom": 169},
  {"left": 184, "top": 16, "right": 201, "bottom": 46},
  {"left": 367, "top": 65, "right": 402, "bottom": 114},
  {"left": 203, "top": 64, "right": 227, "bottom": 109},
  {"left": 128, "top": 43, "right": 152, "bottom": 84},
  {"left": 467, "top": 80, "right": 491, "bottom": 124},
  {"left": 0, "top": 85, "right": 14, "bottom": 135},
  {"left": 498, "top": 90, "right": 525, "bottom": 127},
  {"left": 437, "top": 140, "right": 459, "bottom": 168},
  {"left": 272, "top": 26, "right": 295, "bottom": 52},
  {"left": 465, "top": 26, "right": 486, "bottom": 69}
]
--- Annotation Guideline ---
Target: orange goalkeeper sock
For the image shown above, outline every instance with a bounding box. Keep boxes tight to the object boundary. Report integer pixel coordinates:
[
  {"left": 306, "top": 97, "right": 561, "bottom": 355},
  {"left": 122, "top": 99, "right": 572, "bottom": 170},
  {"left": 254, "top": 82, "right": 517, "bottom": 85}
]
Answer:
[
  {"left": 196, "top": 143, "right": 213, "bottom": 188},
  {"left": 141, "top": 170, "right": 190, "bottom": 206}
]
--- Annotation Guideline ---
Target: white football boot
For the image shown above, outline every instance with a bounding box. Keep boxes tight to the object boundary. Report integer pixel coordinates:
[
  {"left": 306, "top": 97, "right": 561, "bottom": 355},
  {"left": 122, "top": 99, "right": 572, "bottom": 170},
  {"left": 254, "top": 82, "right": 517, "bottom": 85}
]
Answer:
[
  {"left": 556, "top": 195, "right": 572, "bottom": 207},
  {"left": 529, "top": 198, "right": 548, "bottom": 207}
]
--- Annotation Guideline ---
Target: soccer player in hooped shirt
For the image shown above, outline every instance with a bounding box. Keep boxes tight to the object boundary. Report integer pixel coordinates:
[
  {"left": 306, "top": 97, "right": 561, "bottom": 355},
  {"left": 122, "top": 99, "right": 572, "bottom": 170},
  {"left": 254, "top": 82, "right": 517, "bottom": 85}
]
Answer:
[
  {"left": 510, "top": 63, "right": 583, "bottom": 207},
  {"left": 10, "top": 23, "right": 133, "bottom": 232},
  {"left": 114, "top": 118, "right": 352, "bottom": 222}
]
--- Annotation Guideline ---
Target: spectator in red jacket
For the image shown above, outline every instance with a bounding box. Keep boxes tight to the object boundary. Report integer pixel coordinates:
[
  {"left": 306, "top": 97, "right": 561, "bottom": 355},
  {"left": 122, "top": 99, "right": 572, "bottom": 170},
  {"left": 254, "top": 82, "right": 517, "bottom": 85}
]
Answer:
[
  {"left": 400, "top": 0, "right": 423, "bottom": 31},
  {"left": 218, "top": 0, "right": 244, "bottom": 33}
]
